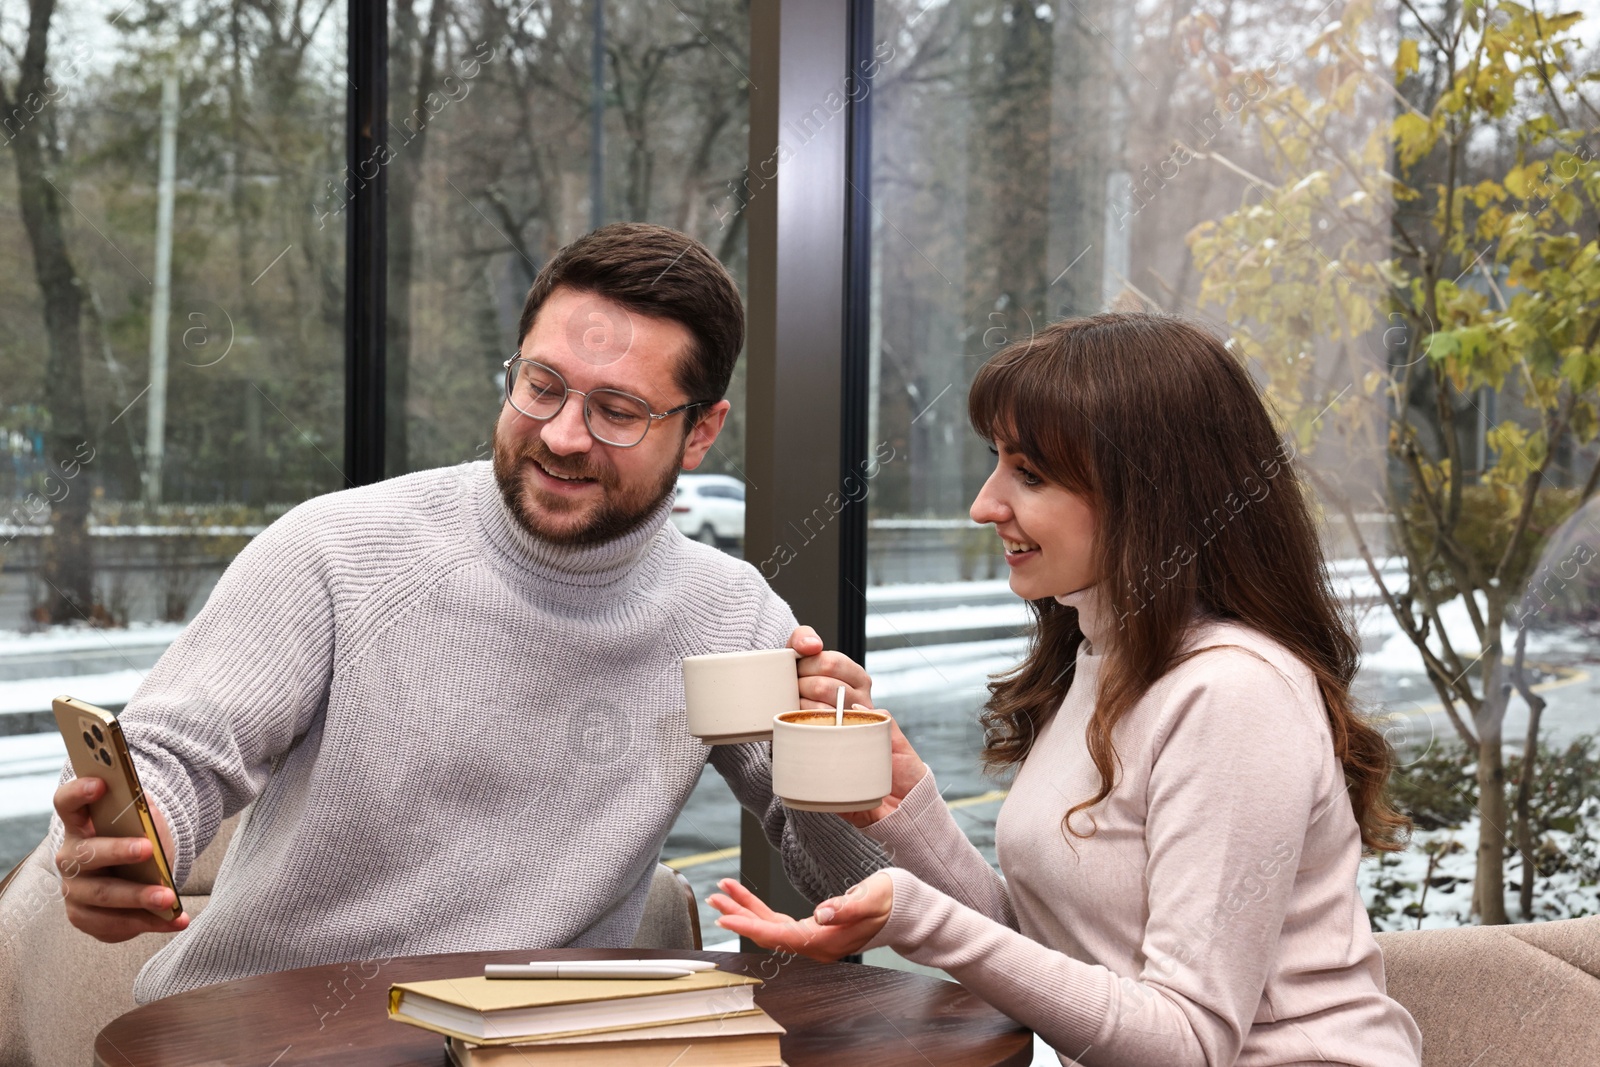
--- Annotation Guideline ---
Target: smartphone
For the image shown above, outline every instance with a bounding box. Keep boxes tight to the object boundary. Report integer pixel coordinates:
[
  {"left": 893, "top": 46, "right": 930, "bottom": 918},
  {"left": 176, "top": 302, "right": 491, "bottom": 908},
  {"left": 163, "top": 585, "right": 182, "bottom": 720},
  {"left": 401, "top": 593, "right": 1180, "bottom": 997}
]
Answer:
[{"left": 52, "top": 695, "right": 183, "bottom": 921}]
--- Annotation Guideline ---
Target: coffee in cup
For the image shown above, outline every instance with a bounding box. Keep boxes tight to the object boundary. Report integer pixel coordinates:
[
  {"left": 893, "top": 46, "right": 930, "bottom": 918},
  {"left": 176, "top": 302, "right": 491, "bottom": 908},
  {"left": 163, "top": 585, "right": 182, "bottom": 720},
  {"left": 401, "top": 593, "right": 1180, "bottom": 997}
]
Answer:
[
  {"left": 770, "top": 708, "right": 892, "bottom": 812},
  {"left": 681, "top": 648, "right": 801, "bottom": 744},
  {"left": 779, "top": 711, "right": 885, "bottom": 727}
]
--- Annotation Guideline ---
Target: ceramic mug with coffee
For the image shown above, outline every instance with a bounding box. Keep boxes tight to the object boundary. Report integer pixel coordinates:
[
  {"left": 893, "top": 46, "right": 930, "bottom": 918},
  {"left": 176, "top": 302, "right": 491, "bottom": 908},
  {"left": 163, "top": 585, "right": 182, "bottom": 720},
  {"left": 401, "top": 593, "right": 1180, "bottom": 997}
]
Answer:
[
  {"left": 681, "top": 648, "right": 802, "bottom": 744},
  {"left": 770, "top": 708, "right": 892, "bottom": 812}
]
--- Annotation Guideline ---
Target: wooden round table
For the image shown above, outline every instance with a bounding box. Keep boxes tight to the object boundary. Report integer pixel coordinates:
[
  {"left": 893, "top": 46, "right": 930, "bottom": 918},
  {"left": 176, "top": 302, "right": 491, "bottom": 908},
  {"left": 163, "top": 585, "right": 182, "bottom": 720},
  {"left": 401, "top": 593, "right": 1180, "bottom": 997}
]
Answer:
[{"left": 95, "top": 947, "right": 1034, "bottom": 1066}]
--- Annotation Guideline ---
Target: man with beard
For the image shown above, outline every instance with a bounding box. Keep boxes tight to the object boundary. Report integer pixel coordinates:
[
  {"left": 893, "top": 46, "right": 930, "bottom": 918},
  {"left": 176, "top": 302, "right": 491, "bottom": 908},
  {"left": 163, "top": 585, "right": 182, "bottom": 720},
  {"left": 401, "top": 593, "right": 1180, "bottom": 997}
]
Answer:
[{"left": 50, "top": 223, "right": 886, "bottom": 1002}]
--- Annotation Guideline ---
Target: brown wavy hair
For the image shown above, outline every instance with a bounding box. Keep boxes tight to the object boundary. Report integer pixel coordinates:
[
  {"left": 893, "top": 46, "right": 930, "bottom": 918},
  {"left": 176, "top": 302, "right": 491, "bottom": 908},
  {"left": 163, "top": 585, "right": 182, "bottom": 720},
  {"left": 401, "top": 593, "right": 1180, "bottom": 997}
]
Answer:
[{"left": 969, "top": 313, "right": 1409, "bottom": 854}]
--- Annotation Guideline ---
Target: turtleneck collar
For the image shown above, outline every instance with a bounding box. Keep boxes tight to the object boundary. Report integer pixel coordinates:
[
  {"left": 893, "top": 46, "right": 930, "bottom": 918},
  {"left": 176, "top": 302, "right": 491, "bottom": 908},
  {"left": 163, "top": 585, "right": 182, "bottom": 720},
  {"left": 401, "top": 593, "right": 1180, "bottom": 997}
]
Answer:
[
  {"left": 1055, "top": 583, "right": 1112, "bottom": 655},
  {"left": 471, "top": 461, "right": 673, "bottom": 593},
  {"left": 1056, "top": 583, "right": 1218, "bottom": 656}
]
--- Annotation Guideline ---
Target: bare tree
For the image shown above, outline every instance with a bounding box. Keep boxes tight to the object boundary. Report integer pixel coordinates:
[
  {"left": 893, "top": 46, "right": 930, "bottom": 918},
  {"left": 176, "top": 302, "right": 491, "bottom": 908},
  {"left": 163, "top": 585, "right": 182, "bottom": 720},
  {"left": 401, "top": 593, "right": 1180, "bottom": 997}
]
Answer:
[
  {"left": 388, "top": 0, "right": 449, "bottom": 474},
  {"left": 2, "top": 0, "right": 94, "bottom": 623}
]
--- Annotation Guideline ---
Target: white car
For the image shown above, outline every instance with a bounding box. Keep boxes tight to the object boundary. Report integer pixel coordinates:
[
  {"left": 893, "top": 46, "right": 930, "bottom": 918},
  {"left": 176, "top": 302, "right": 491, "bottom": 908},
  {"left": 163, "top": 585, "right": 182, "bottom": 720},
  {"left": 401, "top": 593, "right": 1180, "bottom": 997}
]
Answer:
[{"left": 672, "top": 474, "right": 745, "bottom": 546}]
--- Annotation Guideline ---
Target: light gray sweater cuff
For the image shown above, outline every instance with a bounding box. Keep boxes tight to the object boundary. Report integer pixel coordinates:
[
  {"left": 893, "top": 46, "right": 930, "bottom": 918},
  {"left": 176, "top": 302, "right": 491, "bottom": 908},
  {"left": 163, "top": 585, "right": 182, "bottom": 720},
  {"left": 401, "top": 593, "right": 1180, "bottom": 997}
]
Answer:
[
  {"left": 710, "top": 740, "right": 888, "bottom": 904},
  {"left": 142, "top": 775, "right": 197, "bottom": 891}
]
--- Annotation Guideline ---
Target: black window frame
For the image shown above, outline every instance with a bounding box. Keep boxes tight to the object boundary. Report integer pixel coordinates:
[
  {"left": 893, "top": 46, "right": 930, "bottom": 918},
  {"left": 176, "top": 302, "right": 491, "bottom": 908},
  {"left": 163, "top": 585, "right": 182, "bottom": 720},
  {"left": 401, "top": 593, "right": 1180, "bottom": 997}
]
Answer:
[
  {"left": 344, "top": 0, "right": 870, "bottom": 648},
  {"left": 343, "top": 0, "right": 873, "bottom": 925}
]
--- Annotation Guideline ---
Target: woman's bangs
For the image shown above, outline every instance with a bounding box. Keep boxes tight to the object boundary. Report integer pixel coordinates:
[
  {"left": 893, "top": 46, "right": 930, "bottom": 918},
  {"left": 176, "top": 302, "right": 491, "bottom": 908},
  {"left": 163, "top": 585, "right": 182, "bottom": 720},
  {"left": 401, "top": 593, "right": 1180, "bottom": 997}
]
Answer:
[{"left": 970, "top": 341, "right": 1096, "bottom": 497}]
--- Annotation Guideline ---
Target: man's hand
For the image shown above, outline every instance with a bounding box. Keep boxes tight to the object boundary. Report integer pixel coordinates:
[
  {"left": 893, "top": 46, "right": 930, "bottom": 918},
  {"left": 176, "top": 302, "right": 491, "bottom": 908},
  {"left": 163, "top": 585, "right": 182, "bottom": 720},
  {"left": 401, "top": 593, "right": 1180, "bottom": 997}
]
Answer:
[
  {"left": 787, "top": 625, "right": 872, "bottom": 709},
  {"left": 708, "top": 873, "right": 894, "bottom": 962},
  {"left": 53, "top": 776, "right": 189, "bottom": 942}
]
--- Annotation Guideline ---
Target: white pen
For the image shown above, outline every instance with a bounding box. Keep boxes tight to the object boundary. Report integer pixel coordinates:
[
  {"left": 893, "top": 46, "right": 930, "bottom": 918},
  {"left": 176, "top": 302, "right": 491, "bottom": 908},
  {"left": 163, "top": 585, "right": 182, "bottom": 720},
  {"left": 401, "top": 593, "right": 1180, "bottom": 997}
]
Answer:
[
  {"left": 484, "top": 963, "right": 695, "bottom": 980},
  {"left": 503, "top": 958, "right": 717, "bottom": 973}
]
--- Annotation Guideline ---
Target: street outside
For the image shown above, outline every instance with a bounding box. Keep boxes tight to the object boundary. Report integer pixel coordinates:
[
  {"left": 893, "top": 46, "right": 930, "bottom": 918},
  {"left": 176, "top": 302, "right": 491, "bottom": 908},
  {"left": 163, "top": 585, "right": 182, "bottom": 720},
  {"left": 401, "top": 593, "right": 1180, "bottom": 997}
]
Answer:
[{"left": 3, "top": 571, "right": 1595, "bottom": 940}]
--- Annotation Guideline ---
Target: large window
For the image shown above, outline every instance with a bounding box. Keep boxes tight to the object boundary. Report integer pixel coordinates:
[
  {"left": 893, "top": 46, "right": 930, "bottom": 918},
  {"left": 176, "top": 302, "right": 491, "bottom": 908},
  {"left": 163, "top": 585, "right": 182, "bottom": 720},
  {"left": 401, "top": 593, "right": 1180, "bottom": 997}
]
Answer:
[
  {"left": 5, "top": 0, "right": 1596, "bottom": 941},
  {"left": 0, "top": 0, "right": 755, "bottom": 881},
  {"left": 383, "top": 0, "right": 753, "bottom": 480},
  {"left": 379, "top": 0, "right": 758, "bottom": 938},
  {"left": 2, "top": 0, "right": 345, "bottom": 861},
  {"left": 1, "top": 0, "right": 347, "bottom": 612},
  {"left": 863, "top": 0, "right": 1600, "bottom": 929}
]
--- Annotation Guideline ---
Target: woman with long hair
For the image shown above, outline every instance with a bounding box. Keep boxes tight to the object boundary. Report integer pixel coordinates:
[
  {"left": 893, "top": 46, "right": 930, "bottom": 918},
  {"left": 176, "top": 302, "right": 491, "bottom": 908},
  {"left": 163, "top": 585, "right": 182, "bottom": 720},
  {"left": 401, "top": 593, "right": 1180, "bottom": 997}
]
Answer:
[{"left": 711, "top": 313, "right": 1423, "bottom": 1065}]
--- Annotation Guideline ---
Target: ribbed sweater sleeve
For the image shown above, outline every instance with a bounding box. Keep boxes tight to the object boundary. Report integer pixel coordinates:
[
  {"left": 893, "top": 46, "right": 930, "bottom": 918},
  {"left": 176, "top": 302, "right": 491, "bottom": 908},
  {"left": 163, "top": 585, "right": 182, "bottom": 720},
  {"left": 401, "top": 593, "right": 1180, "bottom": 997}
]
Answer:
[
  {"left": 711, "top": 743, "right": 889, "bottom": 902},
  {"left": 104, "top": 500, "right": 336, "bottom": 888},
  {"left": 875, "top": 868, "right": 1112, "bottom": 1059},
  {"left": 866, "top": 658, "right": 1324, "bottom": 1067},
  {"left": 861, "top": 769, "right": 1016, "bottom": 929},
  {"left": 707, "top": 582, "right": 889, "bottom": 903}
]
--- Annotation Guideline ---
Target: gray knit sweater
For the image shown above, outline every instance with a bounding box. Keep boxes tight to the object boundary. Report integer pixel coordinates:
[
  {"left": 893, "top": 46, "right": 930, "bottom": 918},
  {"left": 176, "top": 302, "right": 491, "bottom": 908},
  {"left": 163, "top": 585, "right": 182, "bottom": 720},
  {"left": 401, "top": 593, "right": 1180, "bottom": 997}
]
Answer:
[{"left": 56, "top": 462, "right": 886, "bottom": 1003}]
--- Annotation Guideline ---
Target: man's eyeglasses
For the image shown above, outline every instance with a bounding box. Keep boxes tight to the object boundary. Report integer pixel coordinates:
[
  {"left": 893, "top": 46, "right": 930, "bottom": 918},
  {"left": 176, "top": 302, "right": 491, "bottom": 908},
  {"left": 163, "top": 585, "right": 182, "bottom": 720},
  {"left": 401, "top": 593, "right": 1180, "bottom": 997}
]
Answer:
[{"left": 502, "top": 356, "right": 703, "bottom": 448}]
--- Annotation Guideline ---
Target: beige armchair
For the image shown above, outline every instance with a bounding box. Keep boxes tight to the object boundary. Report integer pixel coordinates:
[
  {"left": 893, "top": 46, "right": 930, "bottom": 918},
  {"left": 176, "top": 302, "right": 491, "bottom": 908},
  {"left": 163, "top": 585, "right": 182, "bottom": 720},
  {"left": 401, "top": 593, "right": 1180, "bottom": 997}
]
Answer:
[
  {"left": 633, "top": 864, "right": 703, "bottom": 952},
  {"left": 0, "top": 815, "right": 699, "bottom": 1067},
  {"left": 1374, "top": 916, "right": 1600, "bottom": 1066},
  {"left": 0, "top": 812, "right": 243, "bottom": 1067}
]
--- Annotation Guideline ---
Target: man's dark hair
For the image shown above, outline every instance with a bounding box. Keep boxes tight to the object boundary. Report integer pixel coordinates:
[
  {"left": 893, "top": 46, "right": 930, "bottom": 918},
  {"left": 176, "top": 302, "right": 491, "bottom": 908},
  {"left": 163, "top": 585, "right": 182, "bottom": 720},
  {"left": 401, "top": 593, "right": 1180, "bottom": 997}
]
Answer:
[{"left": 516, "top": 223, "right": 745, "bottom": 424}]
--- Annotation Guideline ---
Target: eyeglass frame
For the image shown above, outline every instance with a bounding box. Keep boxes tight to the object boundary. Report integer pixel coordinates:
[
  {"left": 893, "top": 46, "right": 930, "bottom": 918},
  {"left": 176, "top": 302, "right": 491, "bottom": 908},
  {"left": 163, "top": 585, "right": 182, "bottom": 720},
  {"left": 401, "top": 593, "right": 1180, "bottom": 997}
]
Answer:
[{"left": 501, "top": 354, "right": 705, "bottom": 448}]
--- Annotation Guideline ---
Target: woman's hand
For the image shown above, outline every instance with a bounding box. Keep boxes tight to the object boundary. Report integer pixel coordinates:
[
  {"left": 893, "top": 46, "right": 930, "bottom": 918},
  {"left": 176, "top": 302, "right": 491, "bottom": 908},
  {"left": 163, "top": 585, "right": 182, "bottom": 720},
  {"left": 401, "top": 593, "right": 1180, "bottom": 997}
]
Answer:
[
  {"left": 707, "top": 873, "right": 895, "bottom": 962},
  {"left": 838, "top": 712, "right": 929, "bottom": 828}
]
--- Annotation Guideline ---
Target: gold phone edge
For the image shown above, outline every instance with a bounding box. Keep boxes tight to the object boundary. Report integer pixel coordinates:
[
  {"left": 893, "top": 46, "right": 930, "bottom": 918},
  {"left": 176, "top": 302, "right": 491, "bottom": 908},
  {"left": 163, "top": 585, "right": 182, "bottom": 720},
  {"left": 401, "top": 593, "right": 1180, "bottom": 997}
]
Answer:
[
  {"left": 106, "top": 719, "right": 184, "bottom": 920},
  {"left": 57, "top": 696, "right": 185, "bottom": 921}
]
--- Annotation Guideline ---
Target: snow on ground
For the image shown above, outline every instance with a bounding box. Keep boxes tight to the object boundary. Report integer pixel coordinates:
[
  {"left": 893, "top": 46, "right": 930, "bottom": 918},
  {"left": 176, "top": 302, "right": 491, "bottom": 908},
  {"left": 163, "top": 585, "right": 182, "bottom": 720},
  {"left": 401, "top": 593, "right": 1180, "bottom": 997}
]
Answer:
[
  {"left": 867, "top": 601, "right": 1029, "bottom": 638},
  {"left": 1355, "top": 592, "right": 1494, "bottom": 674},
  {"left": 0, "top": 670, "right": 147, "bottom": 717},
  {"left": 1352, "top": 582, "right": 1592, "bottom": 675},
  {"left": 866, "top": 578, "right": 1015, "bottom": 602},
  {"left": 1360, "top": 802, "right": 1600, "bottom": 929},
  {"left": 0, "top": 732, "right": 67, "bottom": 819},
  {"left": 869, "top": 637, "right": 1031, "bottom": 701},
  {"left": 0, "top": 621, "right": 187, "bottom": 655}
]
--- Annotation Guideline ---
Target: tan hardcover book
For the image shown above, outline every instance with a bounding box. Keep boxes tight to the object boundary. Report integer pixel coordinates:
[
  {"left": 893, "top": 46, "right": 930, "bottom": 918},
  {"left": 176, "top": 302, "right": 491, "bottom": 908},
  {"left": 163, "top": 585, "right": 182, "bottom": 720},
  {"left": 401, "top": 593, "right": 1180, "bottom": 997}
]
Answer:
[
  {"left": 387, "top": 971, "right": 762, "bottom": 1044},
  {"left": 443, "top": 1009, "right": 787, "bottom": 1067}
]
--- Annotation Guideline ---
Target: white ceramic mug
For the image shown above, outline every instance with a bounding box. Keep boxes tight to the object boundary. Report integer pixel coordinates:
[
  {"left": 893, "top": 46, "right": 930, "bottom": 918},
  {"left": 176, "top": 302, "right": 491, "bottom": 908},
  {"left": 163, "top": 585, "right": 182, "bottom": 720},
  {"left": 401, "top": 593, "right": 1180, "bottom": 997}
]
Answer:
[
  {"left": 681, "top": 648, "right": 801, "bottom": 744},
  {"left": 770, "top": 709, "right": 892, "bottom": 812}
]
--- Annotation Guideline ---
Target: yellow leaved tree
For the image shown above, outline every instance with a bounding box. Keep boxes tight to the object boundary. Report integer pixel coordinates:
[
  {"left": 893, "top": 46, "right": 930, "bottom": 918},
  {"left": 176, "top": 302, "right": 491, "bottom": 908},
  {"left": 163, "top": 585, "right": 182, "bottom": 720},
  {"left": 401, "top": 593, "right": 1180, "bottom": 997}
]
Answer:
[{"left": 1188, "top": 0, "right": 1599, "bottom": 924}]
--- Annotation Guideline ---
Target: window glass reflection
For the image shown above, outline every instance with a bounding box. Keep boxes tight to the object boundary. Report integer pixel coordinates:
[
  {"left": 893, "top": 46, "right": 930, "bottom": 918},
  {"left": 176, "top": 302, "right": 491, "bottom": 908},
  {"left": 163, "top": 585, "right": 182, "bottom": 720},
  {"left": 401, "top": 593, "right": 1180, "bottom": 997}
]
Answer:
[
  {"left": 1, "top": 0, "right": 345, "bottom": 860},
  {"left": 864, "top": 0, "right": 1600, "bottom": 930}
]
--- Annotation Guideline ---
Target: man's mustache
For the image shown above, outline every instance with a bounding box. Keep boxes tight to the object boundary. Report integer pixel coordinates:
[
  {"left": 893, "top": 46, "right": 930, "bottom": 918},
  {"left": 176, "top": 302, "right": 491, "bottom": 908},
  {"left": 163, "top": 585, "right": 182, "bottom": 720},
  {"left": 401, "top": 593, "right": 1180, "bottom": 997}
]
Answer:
[{"left": 508, "top": 440, "right": 614, "bottom": 486}]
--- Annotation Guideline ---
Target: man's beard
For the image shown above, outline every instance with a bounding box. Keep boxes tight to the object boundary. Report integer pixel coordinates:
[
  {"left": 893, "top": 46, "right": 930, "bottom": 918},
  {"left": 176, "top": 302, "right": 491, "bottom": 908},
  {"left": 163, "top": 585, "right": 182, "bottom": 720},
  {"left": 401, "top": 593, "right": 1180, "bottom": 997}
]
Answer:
[{"left": 491, "top": 431, "right": 684, "bottom": 547}]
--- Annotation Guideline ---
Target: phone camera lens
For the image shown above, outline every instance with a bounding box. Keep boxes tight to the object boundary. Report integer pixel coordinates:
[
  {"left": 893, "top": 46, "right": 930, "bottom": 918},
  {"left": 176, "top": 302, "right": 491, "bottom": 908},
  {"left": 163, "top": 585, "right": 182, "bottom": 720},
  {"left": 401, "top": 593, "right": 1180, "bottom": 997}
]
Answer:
[
  {"left": 91, "top": 724, "right": 104, "bottom": 742},
  {"left": 83, "top": 730, "right": 95, "bottom": 748},
  {"left": 98, "top": 747, "right": 112, "bottom": 766}
]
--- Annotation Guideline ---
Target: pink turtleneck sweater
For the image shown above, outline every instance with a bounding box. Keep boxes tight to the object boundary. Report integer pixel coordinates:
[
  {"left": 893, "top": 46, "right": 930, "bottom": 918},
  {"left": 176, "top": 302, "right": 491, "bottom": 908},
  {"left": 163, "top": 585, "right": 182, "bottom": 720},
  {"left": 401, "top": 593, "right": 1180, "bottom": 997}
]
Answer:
[{"left": 861, "top": 586, "right": 1422, "bottom": 1067}]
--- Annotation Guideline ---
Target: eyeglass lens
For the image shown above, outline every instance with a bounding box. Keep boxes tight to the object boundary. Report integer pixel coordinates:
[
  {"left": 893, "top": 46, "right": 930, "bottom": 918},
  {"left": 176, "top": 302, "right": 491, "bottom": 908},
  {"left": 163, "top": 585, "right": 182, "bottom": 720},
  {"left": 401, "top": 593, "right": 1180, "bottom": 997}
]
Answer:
[{"left": 508, "top": 360, "right": 653, "bottom": 446}]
